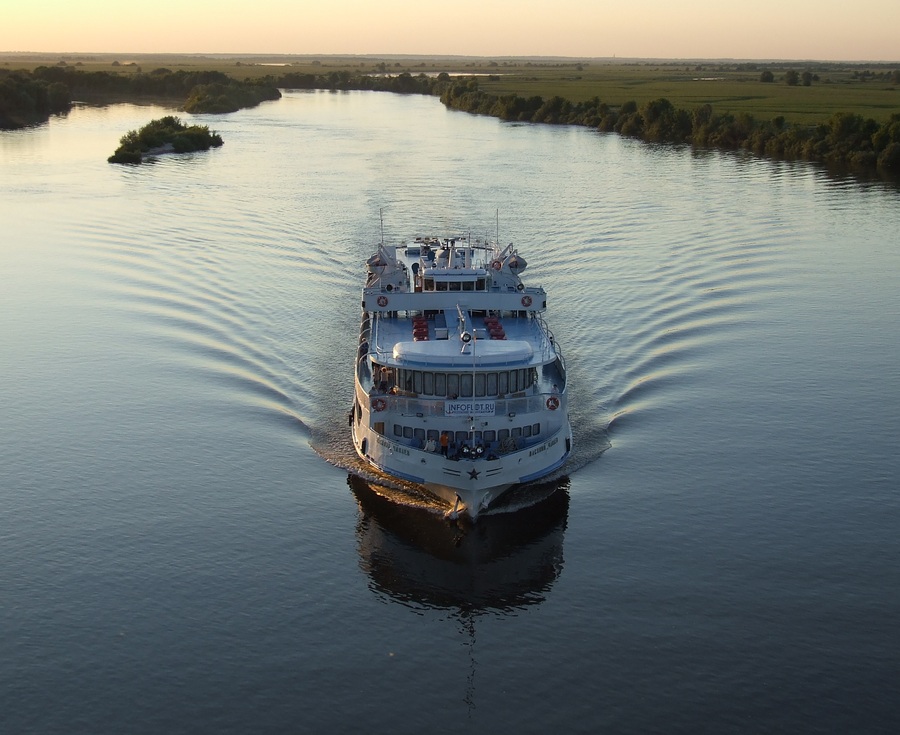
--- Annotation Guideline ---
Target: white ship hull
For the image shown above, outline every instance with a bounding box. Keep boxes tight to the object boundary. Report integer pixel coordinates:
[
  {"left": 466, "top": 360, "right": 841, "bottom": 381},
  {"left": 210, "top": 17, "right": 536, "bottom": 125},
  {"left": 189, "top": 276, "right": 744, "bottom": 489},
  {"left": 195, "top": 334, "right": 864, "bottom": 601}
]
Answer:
[
  {"left": 350, "top": 234, "right": 573, "bottom": 518},
  {"left": 353, "top": 414, "right": 572, "bottom": 515}
]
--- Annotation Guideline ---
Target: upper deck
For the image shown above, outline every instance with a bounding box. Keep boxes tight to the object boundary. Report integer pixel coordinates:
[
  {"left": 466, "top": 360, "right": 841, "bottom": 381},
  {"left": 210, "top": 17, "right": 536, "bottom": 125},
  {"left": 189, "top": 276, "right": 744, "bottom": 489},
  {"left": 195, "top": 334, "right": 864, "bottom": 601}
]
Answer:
[{"left": 360, "top": 237, "right": 558, "bottom": 371}]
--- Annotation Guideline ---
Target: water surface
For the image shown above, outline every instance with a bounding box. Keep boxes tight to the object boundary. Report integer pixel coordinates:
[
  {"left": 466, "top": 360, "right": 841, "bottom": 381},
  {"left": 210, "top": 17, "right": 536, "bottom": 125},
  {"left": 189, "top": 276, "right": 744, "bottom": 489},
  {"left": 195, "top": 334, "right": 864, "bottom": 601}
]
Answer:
[{"left": 2, "top": 91, "right": 900, "bottom": 733}]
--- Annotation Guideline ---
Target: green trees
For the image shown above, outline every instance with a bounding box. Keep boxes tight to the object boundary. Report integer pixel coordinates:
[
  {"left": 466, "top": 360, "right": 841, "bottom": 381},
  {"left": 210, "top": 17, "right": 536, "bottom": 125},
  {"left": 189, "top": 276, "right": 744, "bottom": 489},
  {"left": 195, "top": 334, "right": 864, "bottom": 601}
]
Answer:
[
  {"left": 437, "top": 78, "right": 900, "bottom": 173},
  {"left": 23, "top": 66, "right": 280, "bottom": 113},
  {"left": 0, "top": 70, "right": 71, "bottom": 129},
  {"left": 183, "top": 81, "right": 280, "bottom": 114},
  {"left": 108, "top": 116, "right": 223, "bottom": 164},
  {"left": 8, "top": 64, "right": 899, "bottom": 175}
]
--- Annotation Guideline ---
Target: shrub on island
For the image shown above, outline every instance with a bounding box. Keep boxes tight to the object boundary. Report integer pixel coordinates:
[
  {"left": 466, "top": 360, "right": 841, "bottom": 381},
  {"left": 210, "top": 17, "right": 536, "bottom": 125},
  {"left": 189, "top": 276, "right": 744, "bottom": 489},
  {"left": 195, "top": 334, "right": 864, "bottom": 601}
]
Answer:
[{"left": 108, "top": 115, "right": 223, "bottom": 164}]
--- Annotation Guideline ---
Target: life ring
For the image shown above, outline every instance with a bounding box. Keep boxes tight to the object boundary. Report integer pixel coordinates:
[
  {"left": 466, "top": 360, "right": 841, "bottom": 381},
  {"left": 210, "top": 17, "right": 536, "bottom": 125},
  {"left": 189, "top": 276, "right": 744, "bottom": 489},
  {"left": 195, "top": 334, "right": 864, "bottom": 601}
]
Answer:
[
  {"left": 461, "top": 332, "right": 472, "bottom": 343},
  {"left": 546, "top": 395, "right": 560, "bottom": 410},
  {"left": 491, "top": 259, "right": 503, "bottom": 271},
  {"left": 376, "top": 295, "right": 389, "bottom": 307},
  {"left": 372, "top": 397, "right": 387, "bottom": 412},
  {"left": 521, "top": 295, "right": 533, "bottom": 307}
]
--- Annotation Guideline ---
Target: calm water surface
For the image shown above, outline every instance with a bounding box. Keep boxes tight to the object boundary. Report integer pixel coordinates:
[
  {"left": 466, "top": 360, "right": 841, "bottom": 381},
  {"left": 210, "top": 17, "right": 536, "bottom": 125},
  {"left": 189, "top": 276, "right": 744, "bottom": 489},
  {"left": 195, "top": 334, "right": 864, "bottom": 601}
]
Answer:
[{"left": 2, "top": 91, "right": 900, "bottom": 733}]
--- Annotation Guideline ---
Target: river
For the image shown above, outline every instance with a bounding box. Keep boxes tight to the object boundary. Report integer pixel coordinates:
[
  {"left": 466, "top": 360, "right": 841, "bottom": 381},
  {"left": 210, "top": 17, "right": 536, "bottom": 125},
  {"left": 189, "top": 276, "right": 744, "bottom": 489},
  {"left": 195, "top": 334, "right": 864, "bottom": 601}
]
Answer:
[{"left": 2, "top": 90, "right": 900, "bottom": 733}]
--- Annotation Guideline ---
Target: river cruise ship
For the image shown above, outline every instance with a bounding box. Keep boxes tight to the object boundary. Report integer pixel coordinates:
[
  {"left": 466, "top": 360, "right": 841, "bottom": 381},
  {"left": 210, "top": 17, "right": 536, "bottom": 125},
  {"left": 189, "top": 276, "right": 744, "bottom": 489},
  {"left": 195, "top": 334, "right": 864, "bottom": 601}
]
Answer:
[{"left": 350, "top": 235, "right": 572, "bottom": 518}]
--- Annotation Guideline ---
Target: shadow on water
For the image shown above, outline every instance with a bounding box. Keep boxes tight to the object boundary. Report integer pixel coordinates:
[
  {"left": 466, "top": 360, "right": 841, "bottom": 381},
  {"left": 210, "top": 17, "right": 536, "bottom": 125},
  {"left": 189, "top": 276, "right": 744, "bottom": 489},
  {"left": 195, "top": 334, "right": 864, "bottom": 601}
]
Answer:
[
  {"left": 348, "top": 473, "right": 571, "bottom": 719},
  {"left": 347, "top": 473, "right": 570, "bottom": 615}
]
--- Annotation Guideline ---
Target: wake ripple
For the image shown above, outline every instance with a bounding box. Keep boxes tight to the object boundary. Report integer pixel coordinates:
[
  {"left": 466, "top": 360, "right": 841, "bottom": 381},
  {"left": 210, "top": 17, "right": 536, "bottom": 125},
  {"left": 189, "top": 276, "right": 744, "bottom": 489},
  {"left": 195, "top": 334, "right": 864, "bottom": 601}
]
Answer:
[{"left": 72, "top": 206, "right": 312, "bottom": 436}]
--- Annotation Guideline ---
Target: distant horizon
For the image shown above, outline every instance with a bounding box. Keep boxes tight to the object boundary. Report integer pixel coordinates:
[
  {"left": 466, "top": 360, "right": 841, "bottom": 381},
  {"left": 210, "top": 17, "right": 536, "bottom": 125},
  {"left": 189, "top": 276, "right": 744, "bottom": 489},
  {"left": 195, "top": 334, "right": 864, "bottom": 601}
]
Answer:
[
  {"left": 4, "top": 0, "right": 899, "bottom": 63},
  {"left": 3, "top": 51, "right": 899, "bottom": 65}
]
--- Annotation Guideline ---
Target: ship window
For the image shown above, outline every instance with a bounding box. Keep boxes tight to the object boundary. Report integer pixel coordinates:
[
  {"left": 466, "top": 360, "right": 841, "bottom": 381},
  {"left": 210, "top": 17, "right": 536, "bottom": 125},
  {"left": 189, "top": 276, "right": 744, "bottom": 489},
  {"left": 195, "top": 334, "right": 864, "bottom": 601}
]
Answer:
[
  {"left": 462, "top": 281, "right": 474, "bottom": 291},
  {"left": 436, "top": 281, "right": 448, "bottom": 291},
  {"left": 521, "top": 369, "right": 530, "bottom": 388},
  {"left": 532, "top": 423, "right": 540, "bottom": 435},
  {"left": 424, "top": 278, "right": 434, "bottom": 291},
  {"left": 472, "top": 431, "right": 482, "bottom": 444},
  {"left": 509, "top": 370, "right": 518, "bottom": 392},
  {"left": 474, "top": 373, "right": 485, "bottom": 397},
  {"left": 435, "top": 373, "right": 447, "bottom": 396},
  {"left": 455, "top": 431, "right": 468, "bottom": 444},
  {"left": 413, "top": 372, "right": 423, "bottom": 394},
  {"left": 477, "top": 279, "right": 485, "bottom": 290},
  {"left": 414, "top": 428, "right": 425, "bottom": 443},
  {"left": 498, "top": 429, "right": 509, "bottom": 441},
  {"left": 512, "top": 427, "right": 522, "bottom": 439},
  {"left": 403, "top": 426, "right": 413, "bottom": 439},
  {"left": 484, "top": 430, "right": 496, "bottom": 443},
  {"left": 423, "top": 372, "right": 434, "bottom": 395},
  {"left": 393, "top": 424, "right": 403, "bottom": 437},
  {"left": 523, "top": 425, "right": 532, "bottom": 438},
  {"left": 499, "top": 371, "right": 508, "bottom": 394},
  {"left": 460, "top": 374, "right": 473, "bottom": 397},
  {"left": 486, "top": 372, "right": 498, "bottom": 394},
  {"left": 374, "top": 422, "right": 385, "bottom": 435},
  {"left": 449, "top": 282, "right": 461, "bottom": 292},
  {"left": 427, "top": 429, "right": 439, "bottom": 441},
  {"left": 447, "top": 374, "right": 459, "bottom": 397}
]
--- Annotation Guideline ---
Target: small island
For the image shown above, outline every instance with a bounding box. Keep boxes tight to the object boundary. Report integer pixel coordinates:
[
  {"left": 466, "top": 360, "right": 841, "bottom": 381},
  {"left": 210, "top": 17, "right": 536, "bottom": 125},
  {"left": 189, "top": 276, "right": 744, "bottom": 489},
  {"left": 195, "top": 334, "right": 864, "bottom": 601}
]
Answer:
[{"left": 108, "top": 115, "right": 223, "bottom": 164}]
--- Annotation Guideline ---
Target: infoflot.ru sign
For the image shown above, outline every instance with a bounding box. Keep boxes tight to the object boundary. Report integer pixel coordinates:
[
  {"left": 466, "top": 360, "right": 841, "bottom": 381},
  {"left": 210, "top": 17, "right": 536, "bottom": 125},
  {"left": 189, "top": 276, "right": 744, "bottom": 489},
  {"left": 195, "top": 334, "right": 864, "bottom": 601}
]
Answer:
[{"left": 444, "top": 400, "right": 496, "bottom": 416}]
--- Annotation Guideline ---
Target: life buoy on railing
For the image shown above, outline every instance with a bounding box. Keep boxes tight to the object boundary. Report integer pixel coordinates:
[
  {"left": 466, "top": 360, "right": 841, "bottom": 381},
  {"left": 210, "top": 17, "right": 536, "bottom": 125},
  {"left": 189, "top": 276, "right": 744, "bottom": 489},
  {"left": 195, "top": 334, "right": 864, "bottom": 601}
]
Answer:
[
  {"left": 491, "top": 259, "right": 503, "bottom": 271},
  {"left": 376, "top": 295, "right": 389, "bottom": 307},
  {"left": 521, "top": 295, "right": 533, "bottom": 307},
  {"left": 546, "top": 395, "right": 560, "bottom": 410},
  {"left": 461, "top": 332, "right": 472, "bottom": 343},
  {"left": 372, "top": 397, "right": 387, "bottom": 412}
]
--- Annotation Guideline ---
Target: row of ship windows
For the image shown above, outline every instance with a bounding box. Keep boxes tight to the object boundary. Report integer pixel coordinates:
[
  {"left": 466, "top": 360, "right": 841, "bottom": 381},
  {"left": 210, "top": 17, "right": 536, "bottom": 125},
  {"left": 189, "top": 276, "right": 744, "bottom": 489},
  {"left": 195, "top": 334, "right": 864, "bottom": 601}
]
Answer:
[
  {"left": 421, "top": 278, "right": 488, "bottom": 292},
  {"left": 392, "top": 424, "right": 541, "bottom": 444},
  {"left": 388, "top": 367, "right": 536, "bottom": 397}
]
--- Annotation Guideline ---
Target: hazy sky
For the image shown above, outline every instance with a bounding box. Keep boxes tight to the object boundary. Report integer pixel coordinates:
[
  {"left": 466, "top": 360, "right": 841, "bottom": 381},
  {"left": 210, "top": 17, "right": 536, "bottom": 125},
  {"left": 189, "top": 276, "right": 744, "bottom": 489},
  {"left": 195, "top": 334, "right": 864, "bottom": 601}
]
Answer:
[{"left": 4, "top": 0, "right": 899, "bottom": 61}]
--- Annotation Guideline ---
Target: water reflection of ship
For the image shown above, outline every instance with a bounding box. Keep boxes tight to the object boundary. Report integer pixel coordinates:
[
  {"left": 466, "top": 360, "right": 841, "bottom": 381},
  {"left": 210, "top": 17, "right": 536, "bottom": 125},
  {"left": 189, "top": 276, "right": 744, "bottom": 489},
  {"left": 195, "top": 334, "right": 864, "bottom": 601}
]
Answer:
[{"left": 347, "top": 473, "right": 570, "bottom": 613}]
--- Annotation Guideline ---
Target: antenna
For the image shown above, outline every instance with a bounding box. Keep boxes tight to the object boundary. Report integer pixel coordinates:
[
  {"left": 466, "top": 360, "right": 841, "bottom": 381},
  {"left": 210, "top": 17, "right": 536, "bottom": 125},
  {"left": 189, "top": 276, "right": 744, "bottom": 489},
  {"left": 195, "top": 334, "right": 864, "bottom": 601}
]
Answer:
[{"left": 496, "top": 209, "right": 499, "bottom": 244}]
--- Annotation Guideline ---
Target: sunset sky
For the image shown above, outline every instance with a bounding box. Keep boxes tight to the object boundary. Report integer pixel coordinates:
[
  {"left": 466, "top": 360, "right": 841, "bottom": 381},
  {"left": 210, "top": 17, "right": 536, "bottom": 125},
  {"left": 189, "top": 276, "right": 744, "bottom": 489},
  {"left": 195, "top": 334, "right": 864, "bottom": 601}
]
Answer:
[{"left": 4, "top": 0, "right": 899, "bottom": 61}]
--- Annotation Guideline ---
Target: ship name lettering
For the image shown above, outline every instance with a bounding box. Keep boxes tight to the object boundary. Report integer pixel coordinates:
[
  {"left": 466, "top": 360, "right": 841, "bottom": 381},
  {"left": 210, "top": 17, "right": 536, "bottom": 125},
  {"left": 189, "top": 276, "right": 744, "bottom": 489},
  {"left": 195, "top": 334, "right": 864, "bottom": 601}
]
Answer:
[
  {"left": 529, "top": 437, "right": 558, "bottom": 457},
  {"left": 445, "top": 400, "right": 496, "bottom": 416},
  {"left": 377, "top": 436, "right": 409, "bottom": 455}
]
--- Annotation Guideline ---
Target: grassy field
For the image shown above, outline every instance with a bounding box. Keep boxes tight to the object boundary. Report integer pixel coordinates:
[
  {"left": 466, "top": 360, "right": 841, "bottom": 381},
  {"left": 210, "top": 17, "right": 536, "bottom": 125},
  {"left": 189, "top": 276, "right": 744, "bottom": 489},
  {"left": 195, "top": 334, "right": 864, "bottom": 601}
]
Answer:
[
  {"left": 4, "top": 53, "right": 898, "bottom": 125},
  {"left": 482, "top": 63, "right": 900, "bottom": 125}
]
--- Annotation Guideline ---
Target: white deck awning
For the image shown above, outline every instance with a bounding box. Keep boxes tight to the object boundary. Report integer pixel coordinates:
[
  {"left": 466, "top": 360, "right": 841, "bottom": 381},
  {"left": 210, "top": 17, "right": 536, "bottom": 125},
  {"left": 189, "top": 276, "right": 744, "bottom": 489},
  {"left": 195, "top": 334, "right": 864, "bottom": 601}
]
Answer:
[{"left": 392, "top": 339, "right": 534, "bottom": 366}]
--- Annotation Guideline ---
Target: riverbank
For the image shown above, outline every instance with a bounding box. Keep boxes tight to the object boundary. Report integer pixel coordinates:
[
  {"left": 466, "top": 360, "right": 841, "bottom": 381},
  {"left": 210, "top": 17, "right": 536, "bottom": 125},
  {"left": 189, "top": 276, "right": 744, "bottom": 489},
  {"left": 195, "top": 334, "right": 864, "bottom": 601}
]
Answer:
[{"left": 3, "top": 55, "right": 897, "bottom": 175}]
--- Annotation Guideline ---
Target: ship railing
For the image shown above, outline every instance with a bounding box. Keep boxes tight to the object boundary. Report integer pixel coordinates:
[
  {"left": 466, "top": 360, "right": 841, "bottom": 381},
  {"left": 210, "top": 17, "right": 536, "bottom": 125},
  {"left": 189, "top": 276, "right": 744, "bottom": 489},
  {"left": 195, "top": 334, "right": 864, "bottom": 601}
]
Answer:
[{"left": 357, "top": 354, "right": 372, "bottom": 383}]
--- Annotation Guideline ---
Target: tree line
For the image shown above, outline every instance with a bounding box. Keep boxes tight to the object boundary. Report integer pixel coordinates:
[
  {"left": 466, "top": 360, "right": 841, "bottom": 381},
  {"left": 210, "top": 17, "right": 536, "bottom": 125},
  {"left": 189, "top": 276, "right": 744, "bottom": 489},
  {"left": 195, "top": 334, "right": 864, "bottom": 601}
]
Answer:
[
  {"left": 0, "top": 67, "right": 281, "bottom": 128},
  {"left": 260, "top": 70, "right": 900, "bottom": 173},
  {"left": 0, "top": 69, "right": 70, "bottom": 128},
  {"left": 3, "top": 66, "right": 898, "bottom": 174},
  {"left": 437, "top": 78, "right": 900, "bottom": 173}
]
